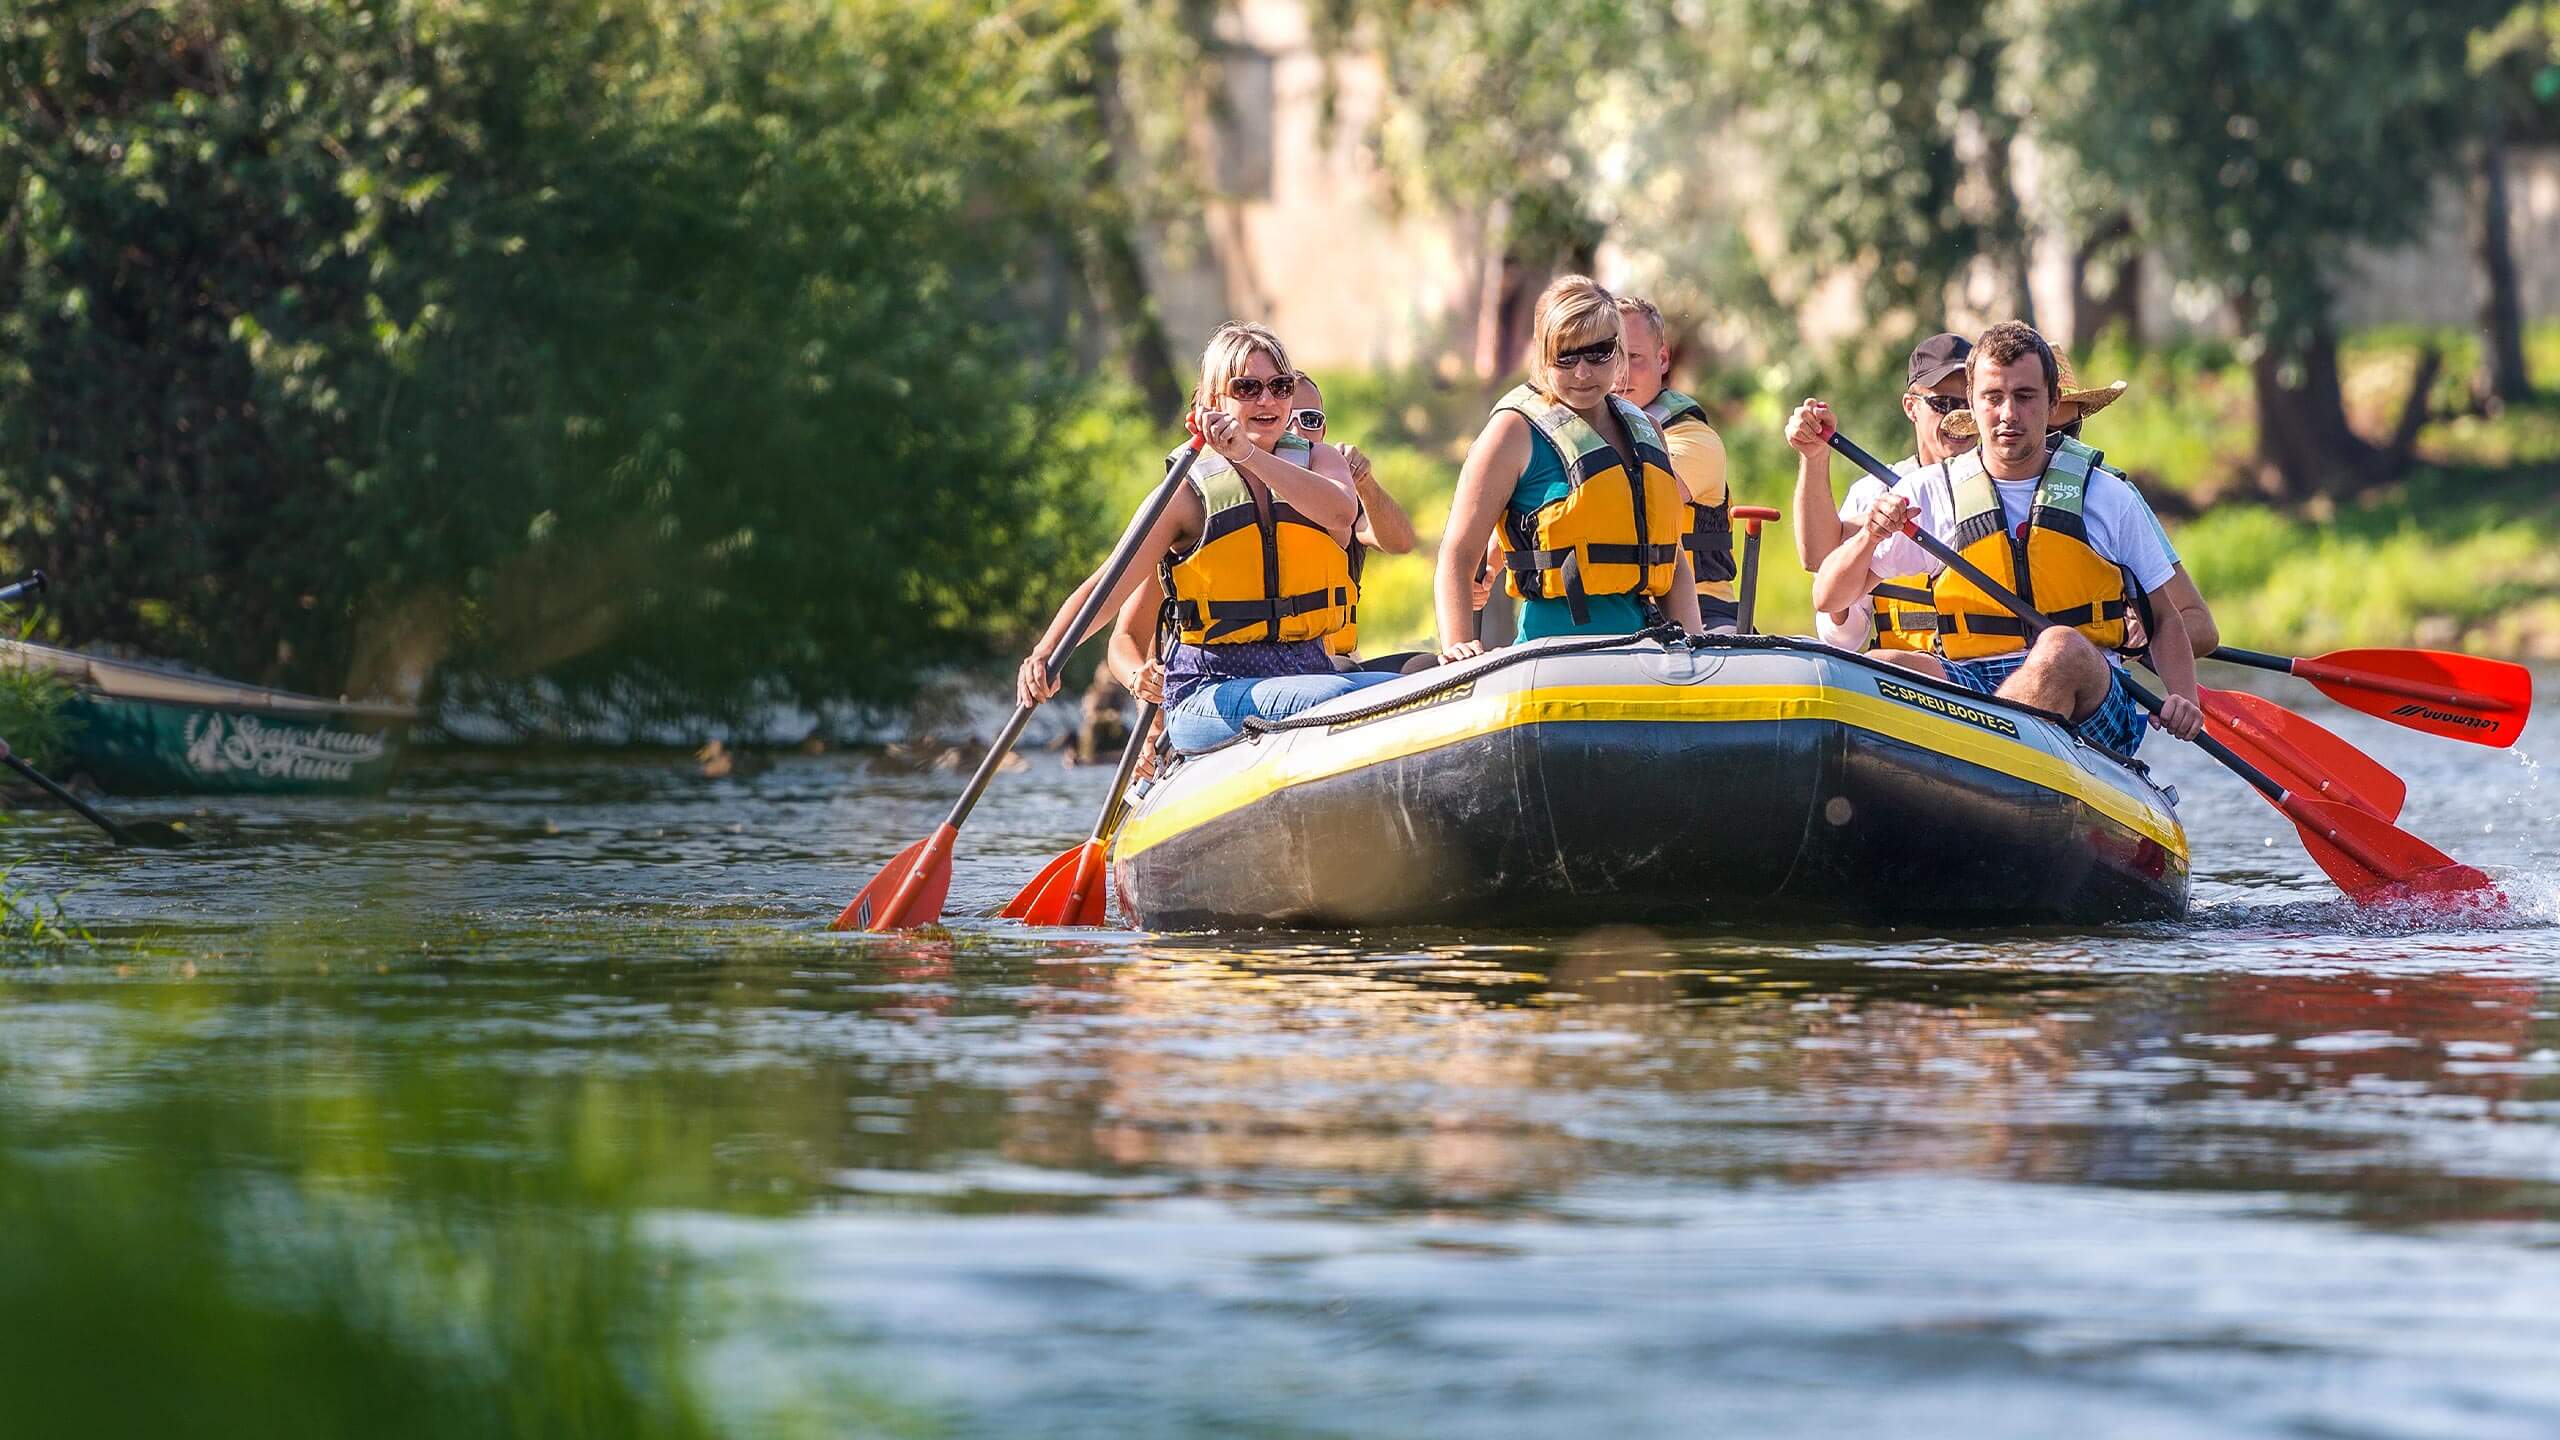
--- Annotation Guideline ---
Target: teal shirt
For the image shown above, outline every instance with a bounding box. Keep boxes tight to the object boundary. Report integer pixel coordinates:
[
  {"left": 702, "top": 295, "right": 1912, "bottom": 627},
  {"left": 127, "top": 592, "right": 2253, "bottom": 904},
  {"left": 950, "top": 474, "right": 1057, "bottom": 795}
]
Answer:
[{"left": 1507, "top": 435, "right": 1650, "bottom": 641}]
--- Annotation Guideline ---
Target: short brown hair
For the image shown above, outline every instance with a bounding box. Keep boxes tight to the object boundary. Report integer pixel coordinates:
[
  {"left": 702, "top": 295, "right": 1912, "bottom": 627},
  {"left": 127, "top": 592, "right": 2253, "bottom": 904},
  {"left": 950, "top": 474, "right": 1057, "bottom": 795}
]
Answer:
[{"left": 1970, "top": 321, "right": 2059, "bottom": 395}]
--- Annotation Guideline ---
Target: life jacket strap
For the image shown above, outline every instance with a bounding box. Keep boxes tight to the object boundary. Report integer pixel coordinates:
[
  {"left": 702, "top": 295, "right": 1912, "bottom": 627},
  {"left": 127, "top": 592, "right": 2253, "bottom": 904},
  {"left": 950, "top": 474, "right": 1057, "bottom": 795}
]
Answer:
[
  {"left": 1169, "top": 586, "right": 1352, "bottom": 642},
  {"left": 1942, "top": 598, "right": 2129, "bottom": 641}
]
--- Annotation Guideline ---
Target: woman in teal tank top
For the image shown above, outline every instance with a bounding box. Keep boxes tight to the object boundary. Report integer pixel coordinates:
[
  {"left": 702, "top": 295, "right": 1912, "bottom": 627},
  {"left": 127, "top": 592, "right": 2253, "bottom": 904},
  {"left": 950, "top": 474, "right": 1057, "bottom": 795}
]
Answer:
[
  {"left": 1432, "top": 276, "right": 1704, "bottom": 660},
  {"left": 1503, "top": 441, "right": 1654, "bottom": 640}
]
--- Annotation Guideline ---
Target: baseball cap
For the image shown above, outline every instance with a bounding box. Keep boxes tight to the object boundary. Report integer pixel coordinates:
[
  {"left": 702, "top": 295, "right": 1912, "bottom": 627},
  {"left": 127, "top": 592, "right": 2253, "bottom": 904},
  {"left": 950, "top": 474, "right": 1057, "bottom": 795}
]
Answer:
[{"left": 1907, "top": 333, "right": 1971, "bottom": 389}]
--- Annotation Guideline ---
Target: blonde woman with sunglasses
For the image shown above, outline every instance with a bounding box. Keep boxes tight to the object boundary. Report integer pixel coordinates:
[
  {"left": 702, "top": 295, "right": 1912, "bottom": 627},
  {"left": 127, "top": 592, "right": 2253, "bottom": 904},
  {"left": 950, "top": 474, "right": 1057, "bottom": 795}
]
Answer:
[
  {"left": 1017, "top": 324, "right": 1399, "bottom": 754},
  {"left": 1434, "top": 276, "right": 1702, "bottom": 662}
]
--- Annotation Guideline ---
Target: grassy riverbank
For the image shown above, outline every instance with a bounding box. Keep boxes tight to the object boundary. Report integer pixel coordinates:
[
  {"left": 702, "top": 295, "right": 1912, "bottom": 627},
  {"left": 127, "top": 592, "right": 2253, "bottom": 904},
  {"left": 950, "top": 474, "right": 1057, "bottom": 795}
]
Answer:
[{"left": 1099, "top": 324, "right": 2560, "bottom": 657}]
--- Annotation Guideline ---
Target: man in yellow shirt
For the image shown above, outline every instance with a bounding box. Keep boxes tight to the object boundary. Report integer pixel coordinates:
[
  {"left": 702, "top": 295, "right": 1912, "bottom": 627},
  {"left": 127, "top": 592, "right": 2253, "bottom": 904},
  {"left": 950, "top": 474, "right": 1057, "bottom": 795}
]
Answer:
[{"left": 1614, "top": 296, "right": 1737, "bottom": 630}]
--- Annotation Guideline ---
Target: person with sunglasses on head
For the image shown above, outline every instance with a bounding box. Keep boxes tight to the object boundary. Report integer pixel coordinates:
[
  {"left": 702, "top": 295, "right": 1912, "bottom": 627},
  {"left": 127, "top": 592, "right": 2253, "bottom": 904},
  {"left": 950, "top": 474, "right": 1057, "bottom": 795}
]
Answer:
[
  {"left": 1809, "top": 321, "right": 2206, "bottom": 754},
  {"left": 1289, "top": 375, "right": 1418, "bottom": 669},
  {"left": 1435, "top": 275, "right": 1704, "bottom": 663},
  {"left": 1613, "top": 295, "right": 1740, "bottom": 632},
  {"left": 1017, "top": 323, "right": 1401, "bottom": 754}
]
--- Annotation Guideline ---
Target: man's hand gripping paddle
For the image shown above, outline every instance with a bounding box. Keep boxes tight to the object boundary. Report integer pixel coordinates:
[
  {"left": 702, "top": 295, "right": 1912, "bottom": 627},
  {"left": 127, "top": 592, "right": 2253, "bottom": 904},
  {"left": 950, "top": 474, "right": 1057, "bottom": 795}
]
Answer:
[
  {"left": 833, "top": 434, "right": 1207, "bottom": 932},
  {"left": 1826, "top": 432, "right": 2496, "bottom": 909}
]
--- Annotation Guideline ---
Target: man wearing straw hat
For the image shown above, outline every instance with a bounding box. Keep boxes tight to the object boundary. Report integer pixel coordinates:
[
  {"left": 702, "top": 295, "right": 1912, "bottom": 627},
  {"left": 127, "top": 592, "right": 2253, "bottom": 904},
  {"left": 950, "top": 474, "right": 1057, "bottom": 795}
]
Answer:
[{"left": 1810, "top": 321, "right": 2205, "bottom": 753}]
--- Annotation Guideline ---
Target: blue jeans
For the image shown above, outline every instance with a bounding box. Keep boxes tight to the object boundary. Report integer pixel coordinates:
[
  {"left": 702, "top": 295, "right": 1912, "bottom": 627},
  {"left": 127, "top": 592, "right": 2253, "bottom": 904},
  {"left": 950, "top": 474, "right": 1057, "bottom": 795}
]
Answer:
[{"left": 1164, "top": 670, "right": 1402, "bottom": 754}]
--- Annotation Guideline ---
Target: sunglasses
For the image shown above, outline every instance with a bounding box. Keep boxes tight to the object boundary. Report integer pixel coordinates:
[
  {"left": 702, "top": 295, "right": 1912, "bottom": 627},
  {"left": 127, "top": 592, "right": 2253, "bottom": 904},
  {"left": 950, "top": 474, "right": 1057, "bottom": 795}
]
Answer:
[
  {"left": 1291, "top": 408, "right": 1326, "bottom": 433},
  {"left": 1911, "top": 392, "right": 1968, "bottom": 415},
  {"left": 1223, "top": 374, "right": 1298, "bottom": 402},
  {"left": 1552, "top": 340, "right": 1619, "bottom": 371}
]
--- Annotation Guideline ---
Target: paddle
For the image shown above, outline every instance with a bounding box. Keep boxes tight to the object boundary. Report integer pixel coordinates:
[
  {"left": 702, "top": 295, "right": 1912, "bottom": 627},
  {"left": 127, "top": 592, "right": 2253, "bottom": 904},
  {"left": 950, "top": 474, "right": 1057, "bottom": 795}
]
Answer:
[
  {"left": 0, "top": 571, "right": 46, "bottom": 606},
  {"left": 2, "top": 744, "right": 192, "bottom": 849},
  {"left": 1730, "top": 505, "right": 1780, "bottom": 634},
  {"left": 2207, "top": 645, "right": 2531, "bottom": 747},
  {"left": 832, "top": 435, "right": 1208, "bottom": 932},
  {"left": 1000, "top": 698, "right": 1159, "bottom": 927},
  {"left": 1826, "top": 432, "right": 2493, "bottom": 906},
  {"left": 2199, "top": 684, "right": 2405, "bottom": 822}
]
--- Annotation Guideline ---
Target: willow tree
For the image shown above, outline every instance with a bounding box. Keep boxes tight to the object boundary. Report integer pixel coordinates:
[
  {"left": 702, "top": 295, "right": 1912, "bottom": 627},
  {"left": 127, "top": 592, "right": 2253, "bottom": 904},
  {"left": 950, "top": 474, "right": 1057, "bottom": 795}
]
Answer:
[{"left": 2040, "top": 0, "right": 2506, "bottom": 500}]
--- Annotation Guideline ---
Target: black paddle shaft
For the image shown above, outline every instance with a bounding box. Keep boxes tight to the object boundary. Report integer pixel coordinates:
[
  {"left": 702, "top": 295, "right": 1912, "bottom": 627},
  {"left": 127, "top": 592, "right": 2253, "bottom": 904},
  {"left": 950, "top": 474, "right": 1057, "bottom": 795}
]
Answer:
[
  {"left": 936, "top": 440, "right": 1209, "bottom": 834},
  {"left": 0, "top": 571, "right": 46, "bottom": 606},
  {"left": 1094, "top": 699, "right": 1161, "bottom": 843},
  {"left": 4, "top": 751, "right": 139, "bottom": 846},
  {"left": 1736, "top": 528, "right": 1764, "bottom": 635},
  {"left": 2202, "top": 645, "right": 2292, "bottom": 674},
  {"left": 1826, "top": 431, "right": 2288, "bottom": 805}
]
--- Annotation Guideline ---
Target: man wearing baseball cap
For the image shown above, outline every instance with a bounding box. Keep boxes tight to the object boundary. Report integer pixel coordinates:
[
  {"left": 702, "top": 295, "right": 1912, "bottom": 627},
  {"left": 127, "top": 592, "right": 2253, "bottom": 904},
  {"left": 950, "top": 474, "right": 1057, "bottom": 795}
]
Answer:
[{"left": 1783, "top": 334, "right": 1979, "bottom": 648}]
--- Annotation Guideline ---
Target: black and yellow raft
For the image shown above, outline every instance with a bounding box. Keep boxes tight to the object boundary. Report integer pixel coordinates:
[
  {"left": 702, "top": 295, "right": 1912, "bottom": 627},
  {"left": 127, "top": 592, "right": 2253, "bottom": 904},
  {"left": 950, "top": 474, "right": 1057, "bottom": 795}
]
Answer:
[{"left": 1111, "top": 633, "right": 2188, "bottom": 929}]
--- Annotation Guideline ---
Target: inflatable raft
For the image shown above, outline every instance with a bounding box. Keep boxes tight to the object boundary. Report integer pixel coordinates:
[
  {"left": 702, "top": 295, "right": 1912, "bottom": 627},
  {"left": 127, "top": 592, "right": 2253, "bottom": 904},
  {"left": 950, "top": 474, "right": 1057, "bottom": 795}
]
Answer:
[{"left": 1111, "top": 633, "right": 2188, "bottom": 930}]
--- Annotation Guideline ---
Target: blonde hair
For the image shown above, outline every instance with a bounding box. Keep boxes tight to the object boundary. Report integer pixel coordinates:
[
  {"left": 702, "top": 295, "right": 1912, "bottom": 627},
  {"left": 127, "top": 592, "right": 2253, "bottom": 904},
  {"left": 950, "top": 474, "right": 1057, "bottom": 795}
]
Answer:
[
  {"left": 1195, "top": 322, "right": 1292, "bottom": 408},
  {"left": 1527, "top": 275, "right": 1622, "bottom": 399},
  {"left": 1613, "top": 295, "right": 1667, "bottom": 346}
]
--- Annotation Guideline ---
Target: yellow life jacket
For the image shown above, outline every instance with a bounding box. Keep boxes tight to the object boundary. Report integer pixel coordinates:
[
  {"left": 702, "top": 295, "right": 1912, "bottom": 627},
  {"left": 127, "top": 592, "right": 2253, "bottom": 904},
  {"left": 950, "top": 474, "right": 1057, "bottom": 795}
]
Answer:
[
  {"left": 1867, "top": 575, "right": 1941, "bottom": 651},
  {"left": 1161, "top": 435, "right": 1354, "bottom": 647},
  {"left": 1929, "top": 437, "right": 2137, "bottom": 661},
  {"left": 1645, "top": 389, "right": 1735, "bottom": 605},
  {"left": 1497, "top": 386, "right": 1686, "bottom": 624},
  {"left": 1325, "top": 511, "right": 1366, "bottom": 657}
]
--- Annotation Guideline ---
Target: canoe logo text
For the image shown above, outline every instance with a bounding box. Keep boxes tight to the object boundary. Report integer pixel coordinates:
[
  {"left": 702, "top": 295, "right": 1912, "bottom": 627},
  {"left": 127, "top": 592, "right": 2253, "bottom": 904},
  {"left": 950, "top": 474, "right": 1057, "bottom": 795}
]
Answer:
[{"left": 183, "top": 713, "right": 387, "bottom": 783}]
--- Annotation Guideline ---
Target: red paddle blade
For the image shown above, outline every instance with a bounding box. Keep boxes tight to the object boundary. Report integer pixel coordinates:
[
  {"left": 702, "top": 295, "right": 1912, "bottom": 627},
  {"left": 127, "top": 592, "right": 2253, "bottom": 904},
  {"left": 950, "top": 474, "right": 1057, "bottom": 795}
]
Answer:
[
  {"left": 830, "top": 824, "right": 957, "bottom": 932},
  {"left": 1010, "top": 840, "right": 1109, "bottom": 927},
  {"left": 2297, "top": 648, "right": 2532, "bottom": 748},
  {"left": 998, "top": 844, "right": 1084, "bottom": 920},
  {"left": 2199, "top": 686, "right": 2406, "bottom": 821},
  {"left": 2274, "top": 792, "right": 2499, "bottom": 909}
]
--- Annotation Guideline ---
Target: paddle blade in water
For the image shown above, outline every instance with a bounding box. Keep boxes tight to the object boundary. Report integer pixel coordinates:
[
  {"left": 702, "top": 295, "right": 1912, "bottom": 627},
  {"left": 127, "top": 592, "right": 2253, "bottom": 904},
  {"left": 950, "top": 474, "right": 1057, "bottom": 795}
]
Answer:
[
  {"left": 830, "top": 825, "right": 956, "bottom": 932},
  {"left": 1010, "top": 839, "right": 1110, "bottom": 927},
  {"left": 2274, "top": 791, "right": 2498, "bottom": 908},
  {"left": 2297, "top": 648, "right": 2532, "bottom": 748},
  {"left": 2199, "top": 687, "right": 2406, "bottom": 822},
  {"left": 999, "top": 843, "right": 1088, "bottom": 922}
]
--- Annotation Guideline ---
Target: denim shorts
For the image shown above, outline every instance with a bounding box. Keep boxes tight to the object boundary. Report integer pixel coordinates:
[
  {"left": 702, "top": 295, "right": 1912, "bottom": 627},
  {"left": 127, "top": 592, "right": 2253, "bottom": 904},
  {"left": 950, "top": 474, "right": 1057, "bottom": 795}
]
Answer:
[{"left": 1941, "top": 653, "right": 2149, "bottom": 756}]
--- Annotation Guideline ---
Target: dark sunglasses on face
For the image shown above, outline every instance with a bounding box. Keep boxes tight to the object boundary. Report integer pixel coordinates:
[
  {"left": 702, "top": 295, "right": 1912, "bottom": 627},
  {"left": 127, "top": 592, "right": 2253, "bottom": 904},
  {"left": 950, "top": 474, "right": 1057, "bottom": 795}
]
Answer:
[
  {"left": 1912, "top": 392, "right": 1968, "bottom": 415},
  {"left": 1291, "top": 408, "right": 1326, "bottom": 433},
  {"left": 1552, "top": 339, "right": 1619, "bottom": 370},
  {"left": 1224, "top": 374, "right": 1298, "bottom": 402}
]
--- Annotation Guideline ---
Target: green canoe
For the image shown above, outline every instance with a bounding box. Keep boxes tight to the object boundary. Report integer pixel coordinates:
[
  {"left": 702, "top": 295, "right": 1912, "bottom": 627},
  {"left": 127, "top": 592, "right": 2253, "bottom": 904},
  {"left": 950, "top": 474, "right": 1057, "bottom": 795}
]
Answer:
[{"left": 0, "top": 640, "right": 417, "bottom": 796}]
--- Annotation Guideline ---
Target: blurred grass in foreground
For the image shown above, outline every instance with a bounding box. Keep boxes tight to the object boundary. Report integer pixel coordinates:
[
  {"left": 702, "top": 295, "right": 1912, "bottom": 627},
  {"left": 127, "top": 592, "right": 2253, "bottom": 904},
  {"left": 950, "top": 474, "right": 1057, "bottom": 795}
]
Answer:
[{"left": 0, "top": 982, "right": 940, "bottom": 1439}]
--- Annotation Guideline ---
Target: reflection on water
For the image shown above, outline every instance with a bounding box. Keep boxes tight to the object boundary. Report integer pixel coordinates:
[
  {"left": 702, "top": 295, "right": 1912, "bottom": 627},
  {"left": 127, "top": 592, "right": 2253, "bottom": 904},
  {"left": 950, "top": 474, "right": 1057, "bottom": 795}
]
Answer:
[{"left": 0, "top": 687, "right": 2556, "bottom": 1437}]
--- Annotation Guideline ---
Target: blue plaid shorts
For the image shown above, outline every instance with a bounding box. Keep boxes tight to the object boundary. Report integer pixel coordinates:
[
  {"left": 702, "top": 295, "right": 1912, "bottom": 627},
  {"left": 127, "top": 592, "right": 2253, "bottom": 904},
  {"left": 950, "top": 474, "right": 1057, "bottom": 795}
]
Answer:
[{"left": 1942, "top": 652, "right": 2149, "bottom": 756}]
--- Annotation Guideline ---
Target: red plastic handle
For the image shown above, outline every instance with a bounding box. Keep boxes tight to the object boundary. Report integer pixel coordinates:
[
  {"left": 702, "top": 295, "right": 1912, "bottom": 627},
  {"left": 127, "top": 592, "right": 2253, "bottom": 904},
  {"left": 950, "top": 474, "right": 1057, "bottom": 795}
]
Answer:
[{"left": 1731, "top": 505, "right": 1782, "bottom": 536}]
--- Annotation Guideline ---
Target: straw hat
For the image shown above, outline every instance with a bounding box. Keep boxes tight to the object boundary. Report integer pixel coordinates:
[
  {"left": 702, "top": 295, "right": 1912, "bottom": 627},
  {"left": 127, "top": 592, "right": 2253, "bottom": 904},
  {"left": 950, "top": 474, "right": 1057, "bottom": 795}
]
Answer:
[{"left": 1943, "top": 351, "right": 2127, "bottom": 436}]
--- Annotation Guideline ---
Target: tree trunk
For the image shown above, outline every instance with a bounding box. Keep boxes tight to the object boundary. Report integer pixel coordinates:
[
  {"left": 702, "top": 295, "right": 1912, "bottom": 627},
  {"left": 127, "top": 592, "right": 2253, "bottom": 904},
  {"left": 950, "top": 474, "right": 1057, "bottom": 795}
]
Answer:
[
  {"left": 2067, "top": 213, "right": 2140, "bottom": 348},
  {"left": 1071, "top": 27, "right": 1187, "bottom": 422},
  {"left": 2250, "top": 328, "right": 2383, "bottom": 502},
  {"left": 1981, "top": 131, "right": 2035, "bottom": 329},
  {"left": 2468, "top": 132, "right": 2531, "bottom": 411}
]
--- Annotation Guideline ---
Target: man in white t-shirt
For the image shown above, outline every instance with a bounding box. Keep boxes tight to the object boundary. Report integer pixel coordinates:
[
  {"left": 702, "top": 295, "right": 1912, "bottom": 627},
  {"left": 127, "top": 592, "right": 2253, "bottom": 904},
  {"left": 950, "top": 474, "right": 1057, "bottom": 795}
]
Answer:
[
  {"left": 1811, "top": 322, "right": 2205, "bottom": 754},
  {"left": 1785, "top": 334, "right": 1977, "bottom": 648}
]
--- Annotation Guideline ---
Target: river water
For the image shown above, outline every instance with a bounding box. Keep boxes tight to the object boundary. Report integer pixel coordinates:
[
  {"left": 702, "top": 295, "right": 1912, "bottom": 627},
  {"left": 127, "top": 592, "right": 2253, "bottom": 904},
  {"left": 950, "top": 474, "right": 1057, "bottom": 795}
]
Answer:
[{"left": 2, "top": 681, "right": 2556, "bottom": 1437}]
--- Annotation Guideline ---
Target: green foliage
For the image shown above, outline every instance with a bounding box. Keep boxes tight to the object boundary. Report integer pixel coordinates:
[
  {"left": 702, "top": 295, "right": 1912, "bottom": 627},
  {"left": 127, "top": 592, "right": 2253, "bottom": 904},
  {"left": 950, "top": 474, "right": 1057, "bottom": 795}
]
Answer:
[
  {"left": 0, "top": 649, "right": 72, "bottom": 771},
  {"left": 0, "top": 862, "right": 82, "bottom": 945},
  {"left": 0, "top": 0, "right": 1118, "bottom": 725},
  {"left": 1727, "top": 0, "right": 2025, "bottom": 357},
  {"left": 2040, "top": 0, "right": 2506, "bottom": 352}
]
